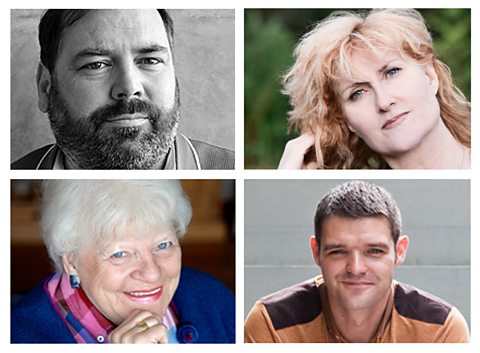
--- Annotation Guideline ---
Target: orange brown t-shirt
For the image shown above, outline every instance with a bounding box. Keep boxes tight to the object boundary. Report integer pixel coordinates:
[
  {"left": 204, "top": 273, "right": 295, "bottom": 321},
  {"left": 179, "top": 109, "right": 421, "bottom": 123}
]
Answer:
[{"left": 244, "top": 276, "right": 469, "bottom": 343}]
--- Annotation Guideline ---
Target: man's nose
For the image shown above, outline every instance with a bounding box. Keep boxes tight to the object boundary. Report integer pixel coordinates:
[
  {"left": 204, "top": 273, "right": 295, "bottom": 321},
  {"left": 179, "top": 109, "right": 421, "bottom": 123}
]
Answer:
[
  {"left": 346, "top": 252, "right": 367, "bottom": 275},
  {"left": 111, "top": 64, "right": 144, "bottom": 101}
]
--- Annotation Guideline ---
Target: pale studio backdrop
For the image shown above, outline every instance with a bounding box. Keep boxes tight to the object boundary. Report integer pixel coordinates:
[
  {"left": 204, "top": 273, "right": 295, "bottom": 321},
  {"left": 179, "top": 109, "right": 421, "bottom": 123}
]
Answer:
[{"left": 10, "top": 9, "right": 235, "bottom": 163}]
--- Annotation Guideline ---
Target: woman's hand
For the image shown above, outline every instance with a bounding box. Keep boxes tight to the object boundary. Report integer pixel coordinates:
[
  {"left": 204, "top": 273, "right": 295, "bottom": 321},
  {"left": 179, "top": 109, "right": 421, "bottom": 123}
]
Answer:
[
  {"left": 278, "top": 132, "right": 317, "bottom": 169},
  {"left": 108, "top": 309, "right": 168, "bottom": 344}
]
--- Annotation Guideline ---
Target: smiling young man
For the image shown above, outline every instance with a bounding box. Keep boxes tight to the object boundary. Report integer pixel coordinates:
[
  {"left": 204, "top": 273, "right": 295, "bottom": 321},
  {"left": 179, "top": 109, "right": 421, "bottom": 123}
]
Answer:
[
  {"left": 244, "top": 180, "right": 469, "bottom": 343},
  {"left": 11, "top": 9, "right": 234, "bottom": 170}
]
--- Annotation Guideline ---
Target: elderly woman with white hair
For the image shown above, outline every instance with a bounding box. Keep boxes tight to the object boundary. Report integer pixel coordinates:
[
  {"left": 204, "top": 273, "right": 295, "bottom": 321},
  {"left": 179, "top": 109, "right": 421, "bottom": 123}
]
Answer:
[{"left": 11, "top": 180, "right": 235, "bottom": 343}]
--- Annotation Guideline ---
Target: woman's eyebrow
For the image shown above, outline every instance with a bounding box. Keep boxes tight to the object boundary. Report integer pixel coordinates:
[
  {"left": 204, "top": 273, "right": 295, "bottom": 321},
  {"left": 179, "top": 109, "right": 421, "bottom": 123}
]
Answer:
[
  {"left": 376, "top": 59, "right": 400, "bottom": 73},
  {"left": 377, "top": 64, "right": 388, "bottom": 73}
]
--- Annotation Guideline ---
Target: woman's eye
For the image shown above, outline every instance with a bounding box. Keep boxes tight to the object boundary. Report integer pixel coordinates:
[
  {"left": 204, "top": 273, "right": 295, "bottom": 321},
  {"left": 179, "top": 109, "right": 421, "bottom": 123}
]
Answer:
[
  {"left": 386, "top": 67, "right": 401, "bottom": 78},
  {"left": 111, "top": 251, "right": 126, "bottom": 259},
  {"left": 156, "top": 241, "right": 172, "bottom": 250},
  {"left": 349, "top": 89, "right": 364, "bottom": 101}
]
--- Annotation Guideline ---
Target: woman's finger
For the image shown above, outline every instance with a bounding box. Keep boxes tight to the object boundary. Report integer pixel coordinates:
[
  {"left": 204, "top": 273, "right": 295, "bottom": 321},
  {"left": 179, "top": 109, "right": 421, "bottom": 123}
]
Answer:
[{"left": 278, "top": 132, "right": 316, "bottom": 169}]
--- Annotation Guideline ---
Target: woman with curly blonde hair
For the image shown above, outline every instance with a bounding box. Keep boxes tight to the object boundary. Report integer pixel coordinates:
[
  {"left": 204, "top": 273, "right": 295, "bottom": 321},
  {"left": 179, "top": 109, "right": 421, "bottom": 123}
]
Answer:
[{"left": 278, "top": 9, "right": 470, "bottom": 169}]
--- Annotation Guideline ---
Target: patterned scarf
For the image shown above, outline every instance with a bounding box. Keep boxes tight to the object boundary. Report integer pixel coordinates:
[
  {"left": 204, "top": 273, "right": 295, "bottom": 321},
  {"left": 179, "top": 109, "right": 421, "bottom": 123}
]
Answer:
[{"left": 45, "top": 273, "right": 178, "bottom": 343}]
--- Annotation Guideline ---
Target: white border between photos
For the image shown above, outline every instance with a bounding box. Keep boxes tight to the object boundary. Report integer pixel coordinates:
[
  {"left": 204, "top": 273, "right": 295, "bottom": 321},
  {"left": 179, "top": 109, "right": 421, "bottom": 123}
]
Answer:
[{"left": 3, "top": 0, "right": 478, "bottom": 352}]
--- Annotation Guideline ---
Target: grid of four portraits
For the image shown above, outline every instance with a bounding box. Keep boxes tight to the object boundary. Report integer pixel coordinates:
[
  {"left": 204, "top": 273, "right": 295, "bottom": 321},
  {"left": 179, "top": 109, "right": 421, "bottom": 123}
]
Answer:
[{"left": 10, "top": 8, "right": 471, "bottom": 344}]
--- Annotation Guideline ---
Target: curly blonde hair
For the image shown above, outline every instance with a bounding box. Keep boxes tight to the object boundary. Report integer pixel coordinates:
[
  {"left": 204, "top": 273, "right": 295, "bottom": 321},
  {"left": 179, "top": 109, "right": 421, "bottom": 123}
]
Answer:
[{"left": 283, "top": 9, "right": 470, "bottom": 169}]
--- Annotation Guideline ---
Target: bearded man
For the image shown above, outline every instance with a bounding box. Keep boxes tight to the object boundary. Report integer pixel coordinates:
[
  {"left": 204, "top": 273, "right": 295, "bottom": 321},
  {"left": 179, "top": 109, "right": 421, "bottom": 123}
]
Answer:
[{"left": 12, "top": 9, "right": 234, "bottom": 170}]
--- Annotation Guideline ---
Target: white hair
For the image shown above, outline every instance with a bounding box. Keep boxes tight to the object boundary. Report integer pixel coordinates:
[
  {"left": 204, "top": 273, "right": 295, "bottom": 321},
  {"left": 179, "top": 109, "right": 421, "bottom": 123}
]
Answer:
[{"left": 40, "top": 179, "right": 192, "bottom": 272}]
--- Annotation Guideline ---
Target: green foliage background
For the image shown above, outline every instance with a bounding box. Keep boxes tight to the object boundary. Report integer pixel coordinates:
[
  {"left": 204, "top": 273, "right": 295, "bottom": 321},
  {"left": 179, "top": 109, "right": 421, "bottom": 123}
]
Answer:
[{"left": 244, "top": 9, "right": 471, "bottom": 168}]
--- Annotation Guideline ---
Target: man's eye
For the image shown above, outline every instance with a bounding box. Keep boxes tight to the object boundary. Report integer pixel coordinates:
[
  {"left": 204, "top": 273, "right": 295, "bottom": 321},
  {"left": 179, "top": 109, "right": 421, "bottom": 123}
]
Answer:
[
  {"left": 329, "top": 249, "right": 346, "bottom": 256},
  {"left": 138, "top": 57, "right": 163, "bottom": 65},
  {"left": 368, "top": 248, "right": 384, "bottom": 255},
  {"left": 81, "top": 62, "right": 109, "bottom": 70}
]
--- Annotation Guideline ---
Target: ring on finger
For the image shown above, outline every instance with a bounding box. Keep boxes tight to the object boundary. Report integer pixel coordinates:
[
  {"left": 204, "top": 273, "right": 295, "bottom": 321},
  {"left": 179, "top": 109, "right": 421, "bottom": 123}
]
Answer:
[{"left": 137, "top": 321, "right": 149, "bottom": 332}]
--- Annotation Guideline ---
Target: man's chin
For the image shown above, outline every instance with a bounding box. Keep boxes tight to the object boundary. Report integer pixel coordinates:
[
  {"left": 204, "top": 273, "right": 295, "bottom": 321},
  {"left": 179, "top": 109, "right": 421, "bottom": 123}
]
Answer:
[
  {"left": 102, "top": 141, "right": 171, "bottom": 169},
  {"left": 61, "top": 135, "right": 173, "bottom": 169}
]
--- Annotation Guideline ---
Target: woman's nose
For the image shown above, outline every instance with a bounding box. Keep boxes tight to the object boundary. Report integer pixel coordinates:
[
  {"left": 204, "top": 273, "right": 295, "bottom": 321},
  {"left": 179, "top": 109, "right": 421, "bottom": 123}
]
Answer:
[
  {"left": 375, "top": 85, "right": 396, "bottom": 112},
  {"left": 132, "top": 255, "right": 161, "bottom": 283}
]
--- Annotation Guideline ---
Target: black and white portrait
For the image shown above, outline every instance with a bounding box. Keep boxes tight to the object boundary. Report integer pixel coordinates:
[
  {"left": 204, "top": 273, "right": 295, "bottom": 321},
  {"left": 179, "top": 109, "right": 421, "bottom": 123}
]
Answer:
[{"left": 11, "top": 9, "right": 235, "bottom": 170}]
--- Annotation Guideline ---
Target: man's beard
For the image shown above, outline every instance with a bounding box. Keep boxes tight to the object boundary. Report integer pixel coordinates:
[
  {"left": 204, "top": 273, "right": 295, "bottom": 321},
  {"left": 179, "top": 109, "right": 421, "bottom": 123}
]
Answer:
[{"left": 47, "top": 81, "right": 180, "bottom": 169}]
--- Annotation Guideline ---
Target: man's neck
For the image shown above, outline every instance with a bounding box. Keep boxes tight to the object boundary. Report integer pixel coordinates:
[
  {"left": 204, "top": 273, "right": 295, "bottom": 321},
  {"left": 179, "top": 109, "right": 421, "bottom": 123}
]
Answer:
[{"left": 328, "top": 288, "right": 392, "bottom": 343}]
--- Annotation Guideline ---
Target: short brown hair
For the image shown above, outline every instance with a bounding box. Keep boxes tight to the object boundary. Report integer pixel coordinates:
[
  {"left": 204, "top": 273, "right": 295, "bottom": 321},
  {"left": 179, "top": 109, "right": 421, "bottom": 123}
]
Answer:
[{"left": 314, "top": 180, "right": 401, "bottom": 246}]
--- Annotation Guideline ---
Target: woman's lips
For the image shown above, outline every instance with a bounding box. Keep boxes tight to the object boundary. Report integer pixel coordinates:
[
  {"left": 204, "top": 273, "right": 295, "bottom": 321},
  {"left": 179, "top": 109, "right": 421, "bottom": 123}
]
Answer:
[
  {"left": 124, "top": 286, "right": 162, "bottom": 304},
  {"left": 382, "top": 111, "right": 410, "bottom": 130}
]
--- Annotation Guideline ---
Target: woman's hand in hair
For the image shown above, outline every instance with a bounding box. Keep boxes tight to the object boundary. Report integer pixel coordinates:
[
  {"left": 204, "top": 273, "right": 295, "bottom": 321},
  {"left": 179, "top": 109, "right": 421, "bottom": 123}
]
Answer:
[{"left": 278, "top": 132, "right": 317, "bottom": 169}]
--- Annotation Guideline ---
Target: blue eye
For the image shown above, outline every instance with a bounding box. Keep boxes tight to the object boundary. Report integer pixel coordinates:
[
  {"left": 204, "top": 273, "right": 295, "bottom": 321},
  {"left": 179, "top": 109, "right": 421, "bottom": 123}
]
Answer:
[
  {"left": 386, "top": 67, "right": 401, "bottom": 78},
  {"left": 156, "top": 241, "right": 172, "bottom": 250},
  {"left": 349, "top": 89, "right": 364, "bottom": 101},
  {"left": 111, "top": 251, "right": 125, "bottom": 259}
]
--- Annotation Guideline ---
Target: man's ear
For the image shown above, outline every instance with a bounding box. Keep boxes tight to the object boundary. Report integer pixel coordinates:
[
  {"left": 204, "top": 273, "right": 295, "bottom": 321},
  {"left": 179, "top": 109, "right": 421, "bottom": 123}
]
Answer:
[
  {"left": 395, "top": 235, "right": 409, "bottom": 265},
  {"left": 61, "top": 252, "right": 78, "bottom": 275},
  {"left": 309, "top": 235, "right": 321, "bottom": 267},
  {"left": 36, "top": 62, "right": 51, "bottom": 113}
]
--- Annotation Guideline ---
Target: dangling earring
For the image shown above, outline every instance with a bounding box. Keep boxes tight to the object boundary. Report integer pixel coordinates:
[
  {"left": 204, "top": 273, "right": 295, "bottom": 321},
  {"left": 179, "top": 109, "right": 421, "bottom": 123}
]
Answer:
[{"left": 69, "top": 274, "right": 80, "bottom": 289}]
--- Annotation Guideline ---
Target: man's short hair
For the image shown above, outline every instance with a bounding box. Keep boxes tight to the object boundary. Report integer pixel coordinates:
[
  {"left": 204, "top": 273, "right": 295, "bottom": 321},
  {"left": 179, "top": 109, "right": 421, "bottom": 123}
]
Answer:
[
  {"left": 314, "top": 180, "right": 401, "bottom": 246},
  {"left": 38, "top": 9, "right": 174, "bottom": 73}
]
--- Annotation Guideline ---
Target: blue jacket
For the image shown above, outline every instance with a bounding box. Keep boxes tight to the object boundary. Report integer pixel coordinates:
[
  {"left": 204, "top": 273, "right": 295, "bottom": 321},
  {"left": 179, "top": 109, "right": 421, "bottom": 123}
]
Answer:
[{"left": 11, "top": 268, "right": 235, "bottom": 343}]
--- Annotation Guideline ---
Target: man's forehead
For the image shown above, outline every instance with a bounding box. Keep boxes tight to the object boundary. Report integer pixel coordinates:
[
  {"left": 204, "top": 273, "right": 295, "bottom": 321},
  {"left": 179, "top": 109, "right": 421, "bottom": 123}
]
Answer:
[
  {"left": 321, "top": 215, "right": 394, "bottom": 243},
  {"left": 58, "top": 9, "right": 170, "bottom": 56}
]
